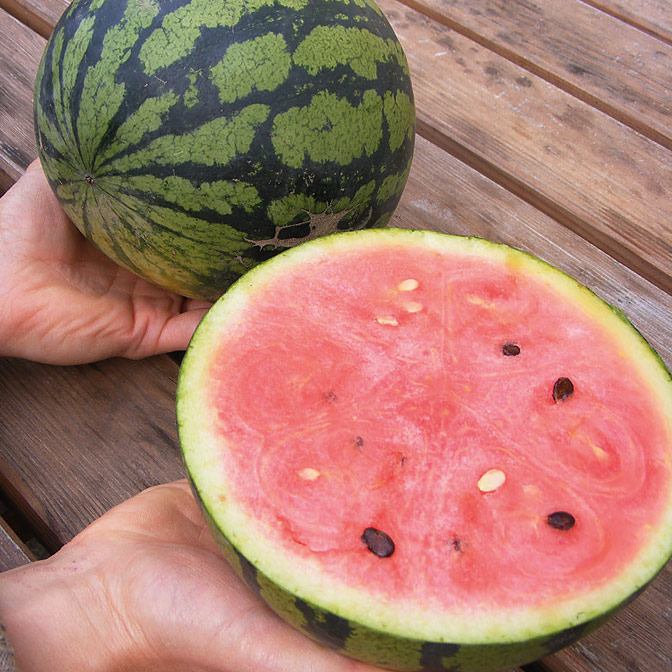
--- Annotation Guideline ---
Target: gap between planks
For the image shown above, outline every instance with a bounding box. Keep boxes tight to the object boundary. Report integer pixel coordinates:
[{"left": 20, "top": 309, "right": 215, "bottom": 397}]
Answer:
[
  {"left": 414, "top": 117, "right": 672, "bottom": 300},
  {"left": 580, "top": 0, "right": 672, "bottom": 45},
  {"left": 395, "top": 0, "right": 672, "bottom": 152}
]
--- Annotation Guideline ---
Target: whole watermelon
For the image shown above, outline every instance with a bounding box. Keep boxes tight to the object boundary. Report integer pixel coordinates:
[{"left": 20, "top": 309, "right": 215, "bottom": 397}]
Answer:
[{"left": 33, "top": 0, "right": 415, "bottom": 300}]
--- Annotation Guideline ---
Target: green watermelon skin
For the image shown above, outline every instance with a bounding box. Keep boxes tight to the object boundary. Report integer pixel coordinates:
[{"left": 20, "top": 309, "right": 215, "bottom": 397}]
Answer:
[
  {"left": 190, "top": 466, "right": 637, "bottom": 672},
  {"left": 33, "top": 0, "right": 415, "bottom": 300}
]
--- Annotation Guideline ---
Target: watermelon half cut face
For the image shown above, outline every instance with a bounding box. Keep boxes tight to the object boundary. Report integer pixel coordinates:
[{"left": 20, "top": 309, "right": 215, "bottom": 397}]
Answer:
[{"left": 177, "top": 229, "right": 672, "bottom": 671}]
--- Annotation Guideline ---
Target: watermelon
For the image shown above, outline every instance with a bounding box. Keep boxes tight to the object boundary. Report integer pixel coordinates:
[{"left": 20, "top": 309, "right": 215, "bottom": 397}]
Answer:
[
  {"left": 33, "top": 0, "right": 415, "bottom": 300},
  {"left": 177, "top": 229, "right": 672, "bottom": 672}
]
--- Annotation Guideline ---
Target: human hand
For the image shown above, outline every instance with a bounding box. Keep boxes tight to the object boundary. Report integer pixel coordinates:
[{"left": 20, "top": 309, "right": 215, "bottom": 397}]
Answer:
[
  {"left": 0, "top": 480, "right": 382, "bottom": 672},
  {"left": 0, "top": 161, "right": 211, "bottom": 364}
]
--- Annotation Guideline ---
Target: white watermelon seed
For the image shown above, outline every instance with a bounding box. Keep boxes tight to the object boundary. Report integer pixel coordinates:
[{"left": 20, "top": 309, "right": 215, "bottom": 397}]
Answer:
[
  {"left": 377, "top": 316, "right": 399, "bottom": 326},
  {"left": 397, "top": 278, "right": 419, "bottom": 292},
  {"left": 298, "top": 467, "right": 320, "bottom": 480},
  {"left": 478, "top": 468, "right": 506, "bottom": 492},
  {"left": 403, "top": 301, "right": 423, "bottom": 313}
]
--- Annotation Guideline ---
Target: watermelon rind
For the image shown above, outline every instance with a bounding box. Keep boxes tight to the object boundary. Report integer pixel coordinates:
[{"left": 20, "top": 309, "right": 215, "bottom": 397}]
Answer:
[
  {"left": 177, "top": 229, "right": 672, "bottom": 671},
  {"left": 33, "top": 0, "right": 415, "bottom": 300}
]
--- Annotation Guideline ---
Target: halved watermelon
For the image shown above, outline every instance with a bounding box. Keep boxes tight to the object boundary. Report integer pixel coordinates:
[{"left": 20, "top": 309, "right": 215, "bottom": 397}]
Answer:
[{"left": 177, "top": 229, "right": 672, "bottom": 671}]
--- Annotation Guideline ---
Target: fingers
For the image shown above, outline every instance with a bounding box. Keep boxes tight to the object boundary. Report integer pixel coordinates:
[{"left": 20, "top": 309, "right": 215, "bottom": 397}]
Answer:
[{"left": 143, "top": 306, "right": 211, "bottom": 357}]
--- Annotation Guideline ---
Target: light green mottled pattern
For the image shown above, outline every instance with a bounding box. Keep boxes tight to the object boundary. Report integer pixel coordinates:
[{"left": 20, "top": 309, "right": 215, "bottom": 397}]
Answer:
[
  {"left": 271, "top": 90, "right": 382, "bottom": 168},
  {"left": 140, "top": 0, "right": 314, "bottom": 76},
  {"left": 139, "top": 0, "right": 243, "bottom": 76},
  {"left": 96, "top": 92, "right": 179, "bottom": 167},
  {"left": 294, "top": 26, "right": 397, "bottom": 79},
  {"left": 383, "top": 91, "right": 414, "bottom": 152},
  {"left": 256, "top": 573, "right": 311, "bottom": 633},
  {"left": 267, "top": 193, "right": 326, "bottom": 226},
  {"left": 77, "top": 0, "right": 160, "bottom": 167},
  {"left": 58, "top": 17, "right": 95, "bottom": 151},
  {"left": 107, "top": 174, "right": 261, "bottom": 215},
  {"left": 46, "top": 20, "right": 94, "bottom": 166},
  {"left": 184, "top": 70, "right": 201, "bottom": 108},
  {"left": 210, "top": 33, "right": 291, "bottom": 104},
  {"left": 248, "top": 0, "right": 309, "bottom": 10},
  {"left": 376, "top": 156, "right": 412, "bottom": 204},
  {"left": 109, "top": 104, "right": 270, "bottom": 172},
  {"left": 343, "top": 625, "right": 423, "bottom": 671},
  {"left": 59, "top": 181, "right": 252, "bottom": 296}
]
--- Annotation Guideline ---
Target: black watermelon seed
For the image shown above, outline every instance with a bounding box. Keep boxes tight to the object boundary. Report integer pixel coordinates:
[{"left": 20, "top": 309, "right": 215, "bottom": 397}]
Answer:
[
  {"left": 361, "top": 527, "right": 395, "bottom": 558},
  {"left": 451, "top": 537, "right": 463, "bottom": 552},
  {"left": 502, "top": 342, "right": 521, "bottom": 356},
  {"left": 354, "top": 436, "right": 364, "bottom": 449},
  {"left": 552, "top": 377, "right": 574, "bottom": 402},
  {"left": 85, "top": 174, "right": 95, "bottom": 185},
  {"left": 547, "top": 511, "right": 576, "bottom": 530}
]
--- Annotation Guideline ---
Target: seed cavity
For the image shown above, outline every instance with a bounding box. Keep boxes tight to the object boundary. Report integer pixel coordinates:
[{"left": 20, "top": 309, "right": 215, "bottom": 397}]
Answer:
[
  {"left": 324, "top": 390, "right": 338, "bottom": 403},
  {"left": 547, "top": 511, "right": 576, "bottom": 531},
  {"left": 354, "top": 436, "right": 364, "bottom": 450},
  {"left": 502, "top": 342, "right": 521, "bottom": 356},
  {"left": 298, "top": 467, "right": 320, "bottom": 481},
  {"left": 361, "top": 527, "right": 395, "bottom": 558},
  {"left": 398, "top": 278, "right": 419, "bottom": 292},
  {"left": 477, "top": 468, "right": 506, "bottom": 492},
  {"left": 377, "top": 316, "right": 399, "bottom": 326},
  {"left": 552, "top": 377, "right": 574, "bottom": 402},
  {"left": 403, "top": 301, "right": 423, "bottom": 313}
]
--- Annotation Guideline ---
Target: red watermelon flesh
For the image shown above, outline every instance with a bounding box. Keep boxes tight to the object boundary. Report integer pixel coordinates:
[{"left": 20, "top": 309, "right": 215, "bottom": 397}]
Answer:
[{"left": 178, "top": 229, "right": 672, "bottom": 667}]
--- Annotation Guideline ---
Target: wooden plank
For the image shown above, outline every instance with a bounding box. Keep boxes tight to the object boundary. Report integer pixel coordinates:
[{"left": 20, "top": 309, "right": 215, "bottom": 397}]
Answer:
[
  {"left": 539, "top": 569, "right": 672, "bottom": 671},
  {"left": 0, "top": 0, "right": 67, "bottom": 37},
  {"left": 393, "top": 134, "right": 672, "bottom": 672},
  {"left": 0, "top": 514, "right": 35, "bottom": 571},
  {"left": 582, "top": 0, "right": 672, "bottom": 44},
  {"left": 0, "top": 355, "right": 185, "bottom": 547},
  {"left": 400, "top": 0, "right": 672, "bottom": 150},
  {"left": 0, "top": 8, "right": 43, "bottom": 191},
  {"left": 379, "top": 0, "right": 672, "bottom": 296}
]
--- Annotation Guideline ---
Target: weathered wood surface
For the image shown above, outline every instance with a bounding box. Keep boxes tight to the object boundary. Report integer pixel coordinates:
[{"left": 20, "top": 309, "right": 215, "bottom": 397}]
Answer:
[
  {"left": 0, "top": 0, "right": 671, "bottom": 670},
  {"left": 381, "top": 0, "right": 672, "bottom": 295},
  {"left": 0, "top": 8, "right": 43, "bottom": 191},
  {"left": 399, "top": 0, "right": 672, "bottom": 149},
  {"left": 582, "top": 0, "right": 672, "bottom": 44},
  {"left": 0, "top": 356, "right": 185, "bottom": 550},
  {"left": 0, "top": 0, "right": 66, "bottom": 36}
]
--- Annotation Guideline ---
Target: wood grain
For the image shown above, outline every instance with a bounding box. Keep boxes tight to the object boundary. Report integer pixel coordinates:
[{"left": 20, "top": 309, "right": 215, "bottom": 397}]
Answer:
[
  {"left": 0, "top": 355, "right": 185, "bottom": 548},
  {"left": 582, "top": 0, "right": 672, "bottom": 44},
  {"left": 379, "top": 0, "right": 672, "bottom": 295},
  {"left": 540, "top": 569, "right": 672, "bottom": 671},
  {"left": 401, "top": 0, "right": 672, "bottom": 150},
  {"left": 0, "top": 0, "right": 67, "bottom": 37},
  {"left": 0, "top": 8, "right": 43, "bottom": 191}
]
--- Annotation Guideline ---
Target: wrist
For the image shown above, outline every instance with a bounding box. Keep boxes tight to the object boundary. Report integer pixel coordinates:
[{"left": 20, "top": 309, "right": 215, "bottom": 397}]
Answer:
[{"left": 0, "top": 554, "right": 131, "bottom": 672}]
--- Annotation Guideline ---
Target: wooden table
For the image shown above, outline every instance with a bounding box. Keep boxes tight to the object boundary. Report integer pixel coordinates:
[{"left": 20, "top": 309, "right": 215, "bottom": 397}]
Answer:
[{"left": 1, "top": 1, "right": 671, "bottom": 670}]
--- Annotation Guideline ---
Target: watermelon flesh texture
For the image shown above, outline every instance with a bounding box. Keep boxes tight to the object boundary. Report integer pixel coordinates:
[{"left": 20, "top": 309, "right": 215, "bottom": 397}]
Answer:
[{"left": 178, "top": 229, "right": 672, "bottom": 671}]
